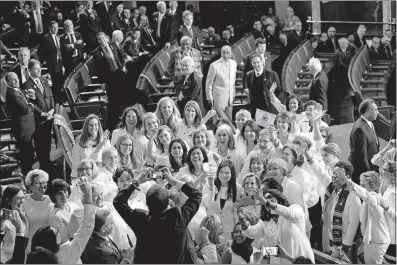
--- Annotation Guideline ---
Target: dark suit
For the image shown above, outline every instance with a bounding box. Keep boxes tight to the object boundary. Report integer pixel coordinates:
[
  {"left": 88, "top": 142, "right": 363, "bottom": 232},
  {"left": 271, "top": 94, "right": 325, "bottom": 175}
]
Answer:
[
  {"left": 175, "top": 71, "right": 205, "bottom": 114},
  {"left": 264, "top": 31, "right": 279, "bottom": 47},
  {"left": 94, "top": 42, "right": 125, "bottom": 129},
  {"left": 14, "top": 64, "right": 31, "bottom": 86},
  {"left": 353, "top": 32, "right": 366, "bottom": 49},
  {"left": 369, "top": 46, "right": 384, "bottom": 61},
  {"left": 309, "top": 70, "right": 329, "bottom": 110},
  {"left": 152, "top": 11, "right": 171, "bottom": 48},
  {"left": 79, "top": 9, "right": 102, "bottom": 53},
  {"left": 335, "top": 47, "right": 355, "bottom": 81},
  {"left": 139, "top": 25, "right": 157, "bottom": 47},
  {"left": 81, "top": 232, "right": 123, "bottom": 264},
  {"left": 1, "top": 235, "right": 29, "bottom": 264},
  {"left": 316, "top": 41, "right": 335, "bottom": 53},
  {"left": 68, "top": 10, "right": 81, "bottom": 25},
  {"left": 114, "top": 182, "right": 201, "bottom": 264},
  {"left": 287, "top": 30, "right": 304, "bottom": 50},
  {"left": 11, "top": 8, "right": 31, "bottom": 47},
  {"left": 348, "top": 117, "right": 379, "bottom": 183},
  {"left": 123, "top": 38, "right": 146, "bottom": 58},
  {"left": 243, "top": 52, "right": 272, "bottom": 87},
  {"left": 111, "top": 12, "right": 123, "bottom": 30},
  {"left": 61, "top": 31, "right": 84, "bottom": 75},
  {"left": 244, "top": 69, "right": 282, "bottom": 117},
  {"left": 120, "top": 18, "right": 133, "bottom": 35},
  {"left": 38, "top": 33, "right": 64, "bottom": 103},
  {"left": 23, "top": 76, "right": 54, "bottom": 173},
  {"left": 379, "top": 43, "right": 393, "bottom": 61},
  {"left": 177, "top": 25, "right": 203, "bottom": 51},
  {"left": 28, "top": 9, "right": 46, "bottom": 47},
  {"left": 6, "top": 87, "right": 36, "bottom": 174},
  {"left": 325, "top": 36, "right": 339, "bottom": 52},
  {"left": 95, "top": 2, "right": 114, "bottom": 36},
  {"left": 252, "top": 30, "right": 265, "bottom": 40},
  {"left": 168, "top": 9, "right": 183, "bottom": 42}
]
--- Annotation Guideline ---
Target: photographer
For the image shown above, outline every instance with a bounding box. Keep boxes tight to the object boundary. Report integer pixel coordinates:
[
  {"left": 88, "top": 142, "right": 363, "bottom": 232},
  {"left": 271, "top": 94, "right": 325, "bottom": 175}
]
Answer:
[{"left": 113, "top": 167, "right": 202, "bottom": 263}]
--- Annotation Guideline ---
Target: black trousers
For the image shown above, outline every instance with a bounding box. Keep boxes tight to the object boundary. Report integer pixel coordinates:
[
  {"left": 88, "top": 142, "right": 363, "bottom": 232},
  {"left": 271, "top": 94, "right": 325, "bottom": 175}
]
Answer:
[
  {"left": 64, "top": 56, "right": 82, "bottom": 76},
  {"left": 33, "top": 120, "right": 53, "bottom": 174},
  {"left": 49, "top": 69, "right": 65, "bottom": 104},
  {"left": 309, "top": 199, "right": 323, "bottom": 250},
  {"left": 15, "top": 133, "right": 35, "bottom": 175}
]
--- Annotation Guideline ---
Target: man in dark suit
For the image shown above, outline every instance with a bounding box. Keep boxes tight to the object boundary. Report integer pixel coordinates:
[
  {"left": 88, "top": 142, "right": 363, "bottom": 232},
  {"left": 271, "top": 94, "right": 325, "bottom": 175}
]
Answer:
[
  {"left": 14, "top": 47, "right": 33, "bottom": 85},
  {"left": 38, "top": 20, "right": 64, "bottom": 104},
  {"left": 251, "top": 21, "right": 265, "bottom": 40},
  {"left": 243, "top": 38, "right": 272, "bottom": 84},
  {"left": 369, "top": 37, "right": 383, "bottom": 61},
  {"left": 61, "top": 20, "right": 85, "bottom": 75},
  {"left": 95, "top": 1, "right": 114, "bottom": 37},
  {"left": 120, "top": 8, "right": 133, "bottom": 36},
  {"left": 79, "top": 1, "right": 102, "bottom": 53},
  {"left": 287, "top": 21, "right": 304, "bottom": 50},
  {"left": 348, "top": 99, "right": 380, "bottom": 183},
  {"left": 68, "top": 1, "right": 85, "bottom": 26},
  {"left": 243, "top": 53, "right": 282, "bottom": 117},
  {"left": 226, "top": 25, "right": 239, "bottom": 44},
  {"left": 384, "top": 29, "right": 396, "bottom": 52},
  {"left": 308, "top": 58, "right": 329, "bottom": 111},
  {"left": 81, "top": 208, "right": 134, "bottom": 264},
  {"left": 168, "top": 1, "right": 183, "bottom": 43},
  {"left": 335, "top": 37, "right": 356, "bottom": 82},
  {"left": 152, "top": 1, "right": 171, "bottom": 49},
  {"left": 114, "top": 168, "right": 201, "bottom": 264},
  {"left": 325, "top": 26, "right": 339, "bottom": 52},
  {"left": 111, "top": 4, "right": 124, "bottom": 30},
  {"left": 94, "top": 32, "right": 126, "bottom": 130},
  {"left": 5, "top": 72, "right": 37, "bottom": 175},
  {"left": 177, "top": 10, "right": 203, "bottom": 51},
  {"left": 29, "top": 1, "right": 46, "bottom": 47},
  {"left": 263, "top": 25, "right": 279, "bottom": 47},
  {"left": 123, "top": 28, "right": 149, "bottom": 60},
  {"left": 131, "top": 8, "right": 140, "bottom": 28},
  {"left": 11, "top": 1, "right": 32, "bottom": 47},
  {"left": 352, "top": 24, "right": 367, "bottom": 49},
  {"left": 23, "top": 59, "right": 54, "bottom": 174},
  {"left": 138, "top": 15, "right": 157, "bottom": 52},
  {"left": 379, "top": 36, "right": 393, "bottom": 61},
  {"left": 175, "top": 56, "right": 205, "bottom": 114}
]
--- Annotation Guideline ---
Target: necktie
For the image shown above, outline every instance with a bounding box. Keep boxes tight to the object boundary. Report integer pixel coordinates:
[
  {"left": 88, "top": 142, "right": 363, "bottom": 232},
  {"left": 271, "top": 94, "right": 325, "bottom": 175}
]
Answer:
[
  {"left": 157, "top": 14, "right": 163, "bottom": 38},
  {"left": 35, "top": 10, "right": 43, "bottom": 33},
  {"left": 188, "top": 27, "right": 193, "bottom": 37},
  {"left": 145, "top": 27, "right": 155, "bottom": 44},
  {"left": 54, "top": 35, "right": 61, "bottom": 61},
  {"left": 23, "top": 67, "right": 30, "bottom": 83},
  {"left": 134, "top": 41, "right": 139, "bottom": 53},
  {"left": 35, "top": 78, "right": 44, "bottom": 94},
  {"left": 70, "top": 33, "right": 78, "bottom": 57},
  {"left": 105, "top": 46, "right": 118, "bottom": 71}
]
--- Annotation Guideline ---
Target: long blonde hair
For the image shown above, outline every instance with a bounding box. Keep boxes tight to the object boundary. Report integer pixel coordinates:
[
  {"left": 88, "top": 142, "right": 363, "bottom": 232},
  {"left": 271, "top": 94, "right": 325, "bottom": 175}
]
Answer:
[
  {"left": 115, "top": 133, "right": 139, "bottom": 170},
  {"left": 78, "top": 114, "right": 104, "bottom": 148},
  {"left": 154, "top": 97, "right": 181, "bottom": 131}
]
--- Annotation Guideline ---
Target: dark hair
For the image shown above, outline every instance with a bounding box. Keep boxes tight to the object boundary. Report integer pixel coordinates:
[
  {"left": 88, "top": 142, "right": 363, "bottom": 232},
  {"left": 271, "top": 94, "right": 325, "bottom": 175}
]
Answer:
[
  {"left": 187, "top": 146, "right": 209, "bottom": 174},
  {"left": 262, "top": 178, "right": 283, "bottom": 193},
  {"left": 291, "top": 135, "right": 313, "bottom": 150},
  {"left": 359, "top": 98, "right": 375, "bottom": 115},
  {"left": 31, "top": 226, "right": 60, "bottom": 254},
  {"left": 27, "top": 247, "right": 59, "bottom": 264},
  {"left": 309, "top": 36, "right": 318, "bottom": 44},
  {"left": 241, "top": 173, "right": 261, "bottom": 197},
  {"left": 320, "top": 126, "right": 333, "bottom": 144},
  {"left": 94, "top": 208, "right": 112, "bottom": 232},
  {"left": 304, "top": 100, "right": 317, "bottom": 110},
  {"left": 75, "top": 2, "right": 84, "bottom": 9},
  {"left": 282, "top": 144, "right": 304, "bottom": 167},
  {"left": 334, "top": 161, "right": 354, "bottom": 179},
  {"left": 28, "top": 59, "right": 41, "bottom": 70},
  {"left": 117, "top": 106, "right": 142, "bottom": 130},
  {"left": 266, "top": 189, "right": 290, "bottom": 206},
  {"left": 1, "top": 185, "right": 22, "bottom": 209},
  {"left": 113, "top": 166, "right": 134, "bottom": 184},
  {"left": 49, "top": 20, "right": 58, "bottom": 27},
  {"left": 250, "top": 52, "right": 262, "bottom": 62},
  {"left": 192, "top": 129, "right": 211, "bottom": 148},
  {"left": 240, "top": 120, "right": 260, "bottom": 144},
  {"left": 48, "top": 179, "right": 71, "bottom": 204},
  {"left": 286, "top": 94, "right": 303, "bottom": 113},
  {"left": 214, "top": 160, "right": 237, "bottom": 202},
  {"left": 275, "top": 112, "right": 292, "bottom": 132},
  {"left": 293, "top": 256, "right": 313, "bottom": 264},
  {"left": 255, "top": 38, "right": 267, "bottom": 47},
  {"left": 169, "top": 139, "right": 188, "bottom": 172},
  {"left": 146, "top": 184, "right": 169, "bottom": 214},
  {"left": 213, "top": 117, "right": 236, "bottom": 135}
]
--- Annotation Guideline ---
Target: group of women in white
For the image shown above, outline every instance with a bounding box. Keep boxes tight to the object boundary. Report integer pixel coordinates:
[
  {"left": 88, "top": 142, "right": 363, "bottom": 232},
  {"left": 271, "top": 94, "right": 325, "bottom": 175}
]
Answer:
[{"left": 1, "top": 94, "right": 395, "bottom": 264}]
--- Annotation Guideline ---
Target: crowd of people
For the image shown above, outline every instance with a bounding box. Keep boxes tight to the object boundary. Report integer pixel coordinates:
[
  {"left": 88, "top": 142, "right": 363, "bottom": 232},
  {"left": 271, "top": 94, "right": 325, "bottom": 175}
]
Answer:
[{"left": 1, "top": 1, "right": 396, "bottom": 264}]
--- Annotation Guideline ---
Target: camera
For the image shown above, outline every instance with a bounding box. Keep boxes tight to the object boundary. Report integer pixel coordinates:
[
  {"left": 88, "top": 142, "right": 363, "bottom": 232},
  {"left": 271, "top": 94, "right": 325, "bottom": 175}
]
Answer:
[{"left": 149, "top": 166, "right": 168, "bottom": 180}]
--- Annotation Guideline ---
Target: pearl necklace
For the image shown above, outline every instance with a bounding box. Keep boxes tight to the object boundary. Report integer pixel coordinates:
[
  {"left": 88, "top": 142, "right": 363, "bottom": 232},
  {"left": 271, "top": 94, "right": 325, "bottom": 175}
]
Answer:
[{"left": 218, "top": 147, "right": 229, "bottom": 157}]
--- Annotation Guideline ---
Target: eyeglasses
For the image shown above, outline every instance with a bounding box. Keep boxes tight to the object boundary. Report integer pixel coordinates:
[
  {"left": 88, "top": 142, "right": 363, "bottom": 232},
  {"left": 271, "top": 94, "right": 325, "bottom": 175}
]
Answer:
[{"left": 78, "top": 167, "right": 93, "bottom": 172}]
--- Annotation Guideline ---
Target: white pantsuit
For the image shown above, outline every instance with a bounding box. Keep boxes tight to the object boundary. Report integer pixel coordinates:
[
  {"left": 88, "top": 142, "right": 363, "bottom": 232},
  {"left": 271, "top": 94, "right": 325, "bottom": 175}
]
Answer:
[{"left": 206, "top": 58, "right": 237, "bottom": 121}]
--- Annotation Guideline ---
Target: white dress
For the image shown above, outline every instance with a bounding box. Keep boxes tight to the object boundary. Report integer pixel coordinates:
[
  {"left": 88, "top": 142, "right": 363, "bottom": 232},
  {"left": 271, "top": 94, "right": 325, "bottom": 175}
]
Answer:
[
  {"left": 1, "top": 219, "right": 16, "bottom": 261},
  {"left": 49, "top": 206, "right": 73, "bottom": 244},
  {"left": 175, "top": 121, "right": 205, "bottom": 148},
  {"left": 23, "top": 195, "right": 54, "bottom": 252}
]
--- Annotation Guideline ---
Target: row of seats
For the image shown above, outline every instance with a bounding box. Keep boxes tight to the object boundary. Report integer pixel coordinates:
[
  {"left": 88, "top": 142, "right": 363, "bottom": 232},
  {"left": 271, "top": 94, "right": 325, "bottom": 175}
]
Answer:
[{"left": 348, "top": 44, "right": 395, "bottom": 141}]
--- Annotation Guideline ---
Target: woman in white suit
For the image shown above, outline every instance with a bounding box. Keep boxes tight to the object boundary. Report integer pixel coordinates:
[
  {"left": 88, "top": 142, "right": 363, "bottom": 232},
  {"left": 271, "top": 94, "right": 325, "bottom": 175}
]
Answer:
[
  {"left": 341, "top": 170, "right": 391, "bottom": 264},
  {"left": 110, "top": 106, "right": 142, "bottom": 146},
  {"left": 206, "top": 45, "right": 237, "bottom": 122}
]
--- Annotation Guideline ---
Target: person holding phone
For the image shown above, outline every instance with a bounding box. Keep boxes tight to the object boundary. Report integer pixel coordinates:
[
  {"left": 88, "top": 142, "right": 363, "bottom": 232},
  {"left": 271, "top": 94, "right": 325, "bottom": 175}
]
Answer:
[
  {"left": 238, "top": 188, "right": 315, "bottom": 264},
  {"left": 71, "top": 114, "right": 111, "bottom": 178}
]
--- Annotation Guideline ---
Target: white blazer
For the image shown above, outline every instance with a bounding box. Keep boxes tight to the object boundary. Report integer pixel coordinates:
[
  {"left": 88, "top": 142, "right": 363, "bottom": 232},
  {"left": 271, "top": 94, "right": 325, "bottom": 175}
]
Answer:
[
  {"left": 383, "top": 184, "right": 396, "bottom": 244},
  {"left": 206, "top": 58, "right": 237, "bottom": 110}
]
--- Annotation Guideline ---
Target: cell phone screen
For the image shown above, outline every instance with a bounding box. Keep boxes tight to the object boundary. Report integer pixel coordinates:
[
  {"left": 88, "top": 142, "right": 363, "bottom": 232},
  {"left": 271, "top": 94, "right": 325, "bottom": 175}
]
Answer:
[{"left": 237, "top": 195, "right": 256, "bottom": 207}]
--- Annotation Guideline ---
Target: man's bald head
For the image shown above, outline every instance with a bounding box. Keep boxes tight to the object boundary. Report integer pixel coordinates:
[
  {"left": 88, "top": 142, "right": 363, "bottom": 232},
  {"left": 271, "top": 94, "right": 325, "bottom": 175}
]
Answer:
[{"left": 5, "top": 72, "right": 20, "bottom": 88}]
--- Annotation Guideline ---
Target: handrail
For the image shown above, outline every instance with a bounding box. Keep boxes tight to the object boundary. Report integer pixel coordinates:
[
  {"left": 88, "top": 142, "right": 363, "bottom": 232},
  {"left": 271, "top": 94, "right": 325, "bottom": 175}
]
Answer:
[
  {"left": 307, "top": 19, "right": 396, "bottom": 25},
  {"left": 347, "top": 44, "right": 367, "bottom": 97},
  {"left": 281, "top": 39, "right": 308, "bottom": 93}
]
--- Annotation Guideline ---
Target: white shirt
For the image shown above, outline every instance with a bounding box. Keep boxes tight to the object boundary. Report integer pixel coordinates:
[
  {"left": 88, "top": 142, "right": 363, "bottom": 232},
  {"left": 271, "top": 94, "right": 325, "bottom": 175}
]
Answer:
[{"left": 20, "top": 64, "right": 30, "bottom": 84}]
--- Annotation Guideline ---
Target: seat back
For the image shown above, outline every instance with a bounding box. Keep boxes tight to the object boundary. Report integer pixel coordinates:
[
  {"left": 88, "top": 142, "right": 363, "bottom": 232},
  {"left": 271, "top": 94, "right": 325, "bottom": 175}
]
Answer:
[{"left": 348, "top": 45, "right": 369, "bottom": 99}]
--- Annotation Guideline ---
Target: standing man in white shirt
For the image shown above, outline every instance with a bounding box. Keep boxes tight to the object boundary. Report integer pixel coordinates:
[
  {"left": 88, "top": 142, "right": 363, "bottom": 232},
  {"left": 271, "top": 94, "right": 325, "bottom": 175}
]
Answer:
[
  {"left": 349, "top": 99, "right": 380, "bottom": 183},
  {"left": 206, "top": 45, "right": 237, "bottom": 122},
  {"left": 152, "top": 1, "right": 171, "bottom": 49},
  {"left": 177, "top": 10, "right": 203, "bottom": 51}
]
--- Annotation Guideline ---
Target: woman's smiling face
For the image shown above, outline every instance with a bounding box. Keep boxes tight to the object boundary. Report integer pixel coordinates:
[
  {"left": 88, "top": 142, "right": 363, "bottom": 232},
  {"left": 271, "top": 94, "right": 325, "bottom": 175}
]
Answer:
[
  {"left": 194, "top": 131, "right": 207, "bottom": 148},
  {"left": 216, "top": 129, "right": 229, "bottom": 145},
  {"left": 88, "top": 118, "right": 99, "bottom": 137},
  {"left": 250, "top": 160, "right": 264, "bottom": 175},
  {"left": 288, "top": 98, "right": 299, "bottom": 113},
  {"left": 218, "top": 166, "right": 232, "bottom": 183},
  {"left": 125, "top": 110, "right": 137, "bottom": 127},
  {"left": 233, "top": 224, "right": 246, "bottom": 244},
  {"left": 158, "top": 129, "right": 172, "bottom": 146},
  {"left": 244, "top": 125, "right": 256, "bottom": 142},
  {"left": 185, "top": 105, "right": 196, "bottom": 120},
  {"left": 171, "top": 142, "right": 183, "bottom": 158},
  {"left": 161, "top": 100, "right": 174, "bottom": 119},
  {"left": 190, "top": 148, "right": 204, "bottom": 165},
  {"left": 244, "top": 176, "right": 258, "bottom": 195}
]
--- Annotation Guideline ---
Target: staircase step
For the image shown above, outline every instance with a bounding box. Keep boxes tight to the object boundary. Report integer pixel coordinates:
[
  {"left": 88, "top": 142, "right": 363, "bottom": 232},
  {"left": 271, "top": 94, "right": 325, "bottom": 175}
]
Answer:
[
  {"left": 294, "top": 86, "right": 310, "bottom": 93},
  {"left": 371, "top": 60, "right": 395, "bottom": 65},
  {"left": 361, "top": 80, "right": 386, "bottom": 84},
  {"left": 367, "top": 65, "right": 391, "bottom": 69},
  {"left": 295, "top": 79, "right": 312, "bottom": 87},
  {"left": 362, "top": 72, "right": 385, "bottom": 77},
  {"left": 369, "top": 95, "right": 388, "bottom": 106},
  {"left": 298, "top": 72, "right": 313, "bottom": 79},
  {"left": 361, "top": 87, "right": 386, "bottom": 98}
]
